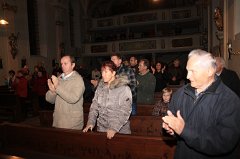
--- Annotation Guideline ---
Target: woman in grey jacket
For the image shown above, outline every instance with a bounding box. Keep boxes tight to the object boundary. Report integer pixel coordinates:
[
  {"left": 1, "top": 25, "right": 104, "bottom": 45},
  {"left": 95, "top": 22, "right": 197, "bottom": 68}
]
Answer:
[{"left": 83, "top": 61, "right": 132, "bottom": 139}]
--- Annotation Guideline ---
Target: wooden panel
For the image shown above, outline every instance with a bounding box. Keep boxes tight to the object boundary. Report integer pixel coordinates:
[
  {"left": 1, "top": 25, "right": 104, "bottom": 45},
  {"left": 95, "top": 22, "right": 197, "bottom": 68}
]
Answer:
[
  {"left": 0, "top": 93, "right": 21, "bottom": 122},
  {"left": 39, "top": 111, "right": 165, "bottom": 137},
  {"left": 130, "top": 116, "right": 163, "bottom": 136},
  {"left": 0, "top": 124, "right": 176, "bottom": 159}
]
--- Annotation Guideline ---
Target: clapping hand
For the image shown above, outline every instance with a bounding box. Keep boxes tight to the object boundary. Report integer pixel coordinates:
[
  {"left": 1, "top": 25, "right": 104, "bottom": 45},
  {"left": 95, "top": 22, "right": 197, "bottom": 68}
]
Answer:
[
  {"left": 162, "top": 110, "right": 185, "bottom": 135},
  {"left": 47, "top": 79, "right": 56, "bottom": 93},
  {"left": 51, "top": 75, "right": 59, "bottom": 88}
]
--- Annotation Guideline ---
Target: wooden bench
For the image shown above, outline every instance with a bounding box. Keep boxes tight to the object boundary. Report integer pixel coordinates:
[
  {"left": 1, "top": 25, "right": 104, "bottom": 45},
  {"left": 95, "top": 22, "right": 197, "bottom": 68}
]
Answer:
[
  {"left": 130, "top": 115, "right": 163, "bottom": 136},
  {"left": 0, "top": 123, "right": 176, "bottom": 159},
  {"left": 39, "top": 111, "right": 165, "bottom": 137},
  {"left": 0, "top": 93, "right": 21, "bottom": 122}
]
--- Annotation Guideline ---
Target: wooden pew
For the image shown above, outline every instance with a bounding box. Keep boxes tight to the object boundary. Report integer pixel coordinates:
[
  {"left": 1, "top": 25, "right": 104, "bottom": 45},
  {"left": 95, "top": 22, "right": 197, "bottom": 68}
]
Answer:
[
  {"left": 136, "top": 104, "right": 154, "bottom": 116},
  {"left": 0, "top": 123, "right": 176, "bottom": 159},
  {"left": 0, "top": 93, "right": 21, "bottom": 122},
  {"left": 39, "top": 111, "right": 164, "bottom": 137},
  {"left": 0, "top": 86, "right": 15, "bottom": 94},
  {"left": 130, "top": 115, "right": 163, "bottom": 136}
]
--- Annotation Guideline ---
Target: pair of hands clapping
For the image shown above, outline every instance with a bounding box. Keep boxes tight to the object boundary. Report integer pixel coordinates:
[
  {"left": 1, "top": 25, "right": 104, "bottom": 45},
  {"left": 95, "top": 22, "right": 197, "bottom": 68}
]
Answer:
[
  {"left": 162, "top": 110, "right": 185, "bottom": 136},
  {"left": 47, "top": 75, "right": 59, "bottom": 93}
]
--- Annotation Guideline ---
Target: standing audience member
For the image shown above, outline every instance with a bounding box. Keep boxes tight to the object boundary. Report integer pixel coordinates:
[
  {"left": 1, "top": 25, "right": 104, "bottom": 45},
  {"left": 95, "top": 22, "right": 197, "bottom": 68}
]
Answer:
[
  {"left": 91, "top": 68, "right": 101, "bottom": 80},
  {"left": 46, "top": 55, "right": 85, "bottom": 130},
  {"left": 129, "top": 56, "right": 139, "bottom": 74},
  {"left": 52, "top": 63, "right": 62, "bottom": 77},
  {"left": 215, "top": 56, "right": 240, "bottom": 97},
  {"left": 152, "top": 87, "right": 172, "bottom": 116},
  {"left": 151, "top": 61, "right": 168, "bottom": 92},
  {"left": 162, "top": 49, "right": 240, "bottom": 158},
  {"left": 35, "top": 67, "right": 48, "bottom": 110},
  {"left": 136, "top": 59, "right": 156, "bottom": 104},
  {"left": 5, "top": 70, "right": 15, "bottom": 89},
  {"left": 31, "top": 66, "right": 39, "bottom": 94},
  {"left": 111, "top": 54, "right": 137, "bottom": 115},
  {"left": 167, "top": 58, "right": 184, "bottom": 85},
  {"left": 12, "top": 70, "right": 28, "bottom": 119},
  {"left": 83, "top": 61, "right": 132, "bottom": 139}
]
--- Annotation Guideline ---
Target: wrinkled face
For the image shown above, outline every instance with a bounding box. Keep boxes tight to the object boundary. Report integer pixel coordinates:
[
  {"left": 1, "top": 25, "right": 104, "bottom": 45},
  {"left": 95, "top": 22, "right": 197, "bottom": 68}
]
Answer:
[
  {"left": 130, "top": 57, "right": 137, "bottom": 66},
  {"left": 111, "top": 56, "right": 122, "bottom": 67},
  {"left": 163, "top": 92, "right": 171, "bottom": 103},
  {"left": 156, "top": 62, "right": 162, "bottom": 70},
  {"left": 101, "top": 66, "right": 116, "bottom": 83},
  {"left": 61, "top": 56, "right": 75, "bottom": 75},
  {"left": 138, "top": 61, "right": 147, "bottom": 73},
  {"left": 186, "top": 56, "right": 210, "bottom": 90}
]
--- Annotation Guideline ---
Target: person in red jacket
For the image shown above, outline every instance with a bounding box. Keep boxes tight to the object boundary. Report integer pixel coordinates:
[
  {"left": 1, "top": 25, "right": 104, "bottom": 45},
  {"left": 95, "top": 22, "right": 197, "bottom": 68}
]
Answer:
[
  {"left": 35, "top": 67, "right": 48, "bottom": 110},
  {"left": 12, "top": 70, "right": 28, "bottom": 119}
]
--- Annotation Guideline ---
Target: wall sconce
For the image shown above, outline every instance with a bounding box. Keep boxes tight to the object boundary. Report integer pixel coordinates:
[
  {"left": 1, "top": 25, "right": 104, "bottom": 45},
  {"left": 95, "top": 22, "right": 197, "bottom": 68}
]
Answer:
[
  {"left": 227, "top": 41, "right": 240, "bottom": 55},
  {"left": 0, "top": 19, "right": 8, "bottom": 25},
  {"left": 0, "top": 1, "right": 17, "bottom": 25},
  {"left": 0, "top": 1, "right": 8, "bottom": 25}
]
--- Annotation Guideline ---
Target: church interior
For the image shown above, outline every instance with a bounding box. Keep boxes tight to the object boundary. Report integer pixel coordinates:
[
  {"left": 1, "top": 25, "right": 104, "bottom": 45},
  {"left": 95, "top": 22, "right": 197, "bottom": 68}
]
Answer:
[{"left": 0, "top": 0, "right": 240, "bottom": 158}]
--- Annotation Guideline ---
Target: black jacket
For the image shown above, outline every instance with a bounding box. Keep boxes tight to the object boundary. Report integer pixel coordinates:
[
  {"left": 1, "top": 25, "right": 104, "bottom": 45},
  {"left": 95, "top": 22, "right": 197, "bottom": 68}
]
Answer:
[
  {"left": 219, "top": 68, "right": 240, "bottom": 97},
  {"left": 169, "top": 76, "right": 240, "bottom": 159}
]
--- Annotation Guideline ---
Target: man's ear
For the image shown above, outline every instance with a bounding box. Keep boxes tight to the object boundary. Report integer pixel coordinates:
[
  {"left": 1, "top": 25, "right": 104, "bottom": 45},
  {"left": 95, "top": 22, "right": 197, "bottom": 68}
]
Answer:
[
  {"left": 208, "top": 67, "right": 215, "bottom": 77},
  {"left": 71, "top": 63, "right": 75, "bottom": 69},
  {"left": 113, "top": 71, "right": 116, "bottom": 76}
]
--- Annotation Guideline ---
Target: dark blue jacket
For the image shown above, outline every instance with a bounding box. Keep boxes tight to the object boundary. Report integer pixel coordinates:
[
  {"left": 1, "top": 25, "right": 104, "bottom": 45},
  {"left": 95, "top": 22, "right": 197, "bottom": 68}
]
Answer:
[{"left": 169, "top": 76, "right": 240, "bottom": 159}]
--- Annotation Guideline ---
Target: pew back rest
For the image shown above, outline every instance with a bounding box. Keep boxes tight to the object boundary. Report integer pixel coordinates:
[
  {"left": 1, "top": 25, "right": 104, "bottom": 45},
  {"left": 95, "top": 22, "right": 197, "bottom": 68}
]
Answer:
[
  {"left": 0, "top": 93, "right": 21, "bottom": 122},
  {"left": 0, "top": 123, "right": 176, "bottom": 159},
  {"left": 130, "top": 116, "right": 163, "bottom": 136},
  {"left": 0, "top": 94, "right": 19, "bottom": 107}
]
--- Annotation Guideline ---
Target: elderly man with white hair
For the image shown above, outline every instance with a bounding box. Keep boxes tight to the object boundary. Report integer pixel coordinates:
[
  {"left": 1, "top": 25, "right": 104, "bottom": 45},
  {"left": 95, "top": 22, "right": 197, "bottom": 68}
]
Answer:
[{"left": 162, "top": 49, "right": 240, "bottom": 159}]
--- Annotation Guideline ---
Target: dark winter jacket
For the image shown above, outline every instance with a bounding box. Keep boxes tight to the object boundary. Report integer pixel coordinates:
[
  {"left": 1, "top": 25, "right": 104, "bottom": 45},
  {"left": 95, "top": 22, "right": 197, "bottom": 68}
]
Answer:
[
  {"left": 169, "top": 76, "right": 240, "bottom": 159},
  {"left": 219, "top": 68, "right": 240, "bottom": 97}
]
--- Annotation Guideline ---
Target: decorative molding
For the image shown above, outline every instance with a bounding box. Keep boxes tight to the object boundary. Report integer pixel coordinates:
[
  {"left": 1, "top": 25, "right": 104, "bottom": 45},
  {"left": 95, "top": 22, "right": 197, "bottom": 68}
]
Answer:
[
  {"left": 119, "top": 40, "right": 156, "bottom": 51},
  {"left": 172, "top": 10, "right": 191, "bottom": 19},
  {"left": 97, "top": 18, "right": 113, "bottom": 27},
  {"left": 91, "top": 44, "right": 108, "bottom": 53},
  {"left": 123, "top": 12, "right": 157, "bottom": 24}
]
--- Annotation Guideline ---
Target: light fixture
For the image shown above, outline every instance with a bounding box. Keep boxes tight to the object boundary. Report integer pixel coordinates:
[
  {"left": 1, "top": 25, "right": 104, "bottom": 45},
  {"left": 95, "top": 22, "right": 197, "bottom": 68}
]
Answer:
[
  {"left": 0, "top": 1, "right": 9, "bottom": 25},
  {"left": 0, "top": 18, "right": 8, "bottom": 25}
]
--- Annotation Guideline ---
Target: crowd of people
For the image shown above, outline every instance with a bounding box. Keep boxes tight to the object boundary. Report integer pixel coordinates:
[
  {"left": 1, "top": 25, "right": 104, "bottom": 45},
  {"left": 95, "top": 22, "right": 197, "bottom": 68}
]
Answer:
[{"left": 3, "top": 49, "right": 240, "bottom": 158}]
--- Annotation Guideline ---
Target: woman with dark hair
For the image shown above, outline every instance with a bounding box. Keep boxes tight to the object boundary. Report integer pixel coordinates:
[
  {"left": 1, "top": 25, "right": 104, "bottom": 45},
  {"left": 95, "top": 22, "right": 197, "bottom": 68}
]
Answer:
[
  {"left": 151, "top": 61, "right": 168, "bottom": 92},
  {"left": 83, "top": 61, "right": 132, "bottom": 139}
]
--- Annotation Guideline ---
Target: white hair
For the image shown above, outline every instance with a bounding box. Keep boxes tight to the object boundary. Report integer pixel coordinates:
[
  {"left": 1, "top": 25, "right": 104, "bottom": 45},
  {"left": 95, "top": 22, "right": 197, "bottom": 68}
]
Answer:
[{"left": 188, "top": 49, "right": 217, "bottom": 71}]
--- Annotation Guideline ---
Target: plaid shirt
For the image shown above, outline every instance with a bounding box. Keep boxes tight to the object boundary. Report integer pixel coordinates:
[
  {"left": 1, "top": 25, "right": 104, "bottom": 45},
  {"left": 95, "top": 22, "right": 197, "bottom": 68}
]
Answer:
[{"left": 117, "top": 64, "right": 137, "bottom": 101}]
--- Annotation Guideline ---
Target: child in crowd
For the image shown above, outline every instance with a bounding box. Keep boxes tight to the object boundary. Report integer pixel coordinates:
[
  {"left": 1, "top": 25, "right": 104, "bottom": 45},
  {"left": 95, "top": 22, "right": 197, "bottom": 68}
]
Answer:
[{"left": 152, "top": 87, "right": 172, "bottom": 116}]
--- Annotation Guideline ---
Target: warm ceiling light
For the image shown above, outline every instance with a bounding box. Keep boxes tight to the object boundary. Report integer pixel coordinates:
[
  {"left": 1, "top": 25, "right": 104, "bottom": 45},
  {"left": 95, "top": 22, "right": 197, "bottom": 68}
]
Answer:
[
  {"left": 153, "top": 0, "right": 160, "bottom": 2},
  {"left": 0, "top": 18, "right": 9, "bottom": 25}
]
